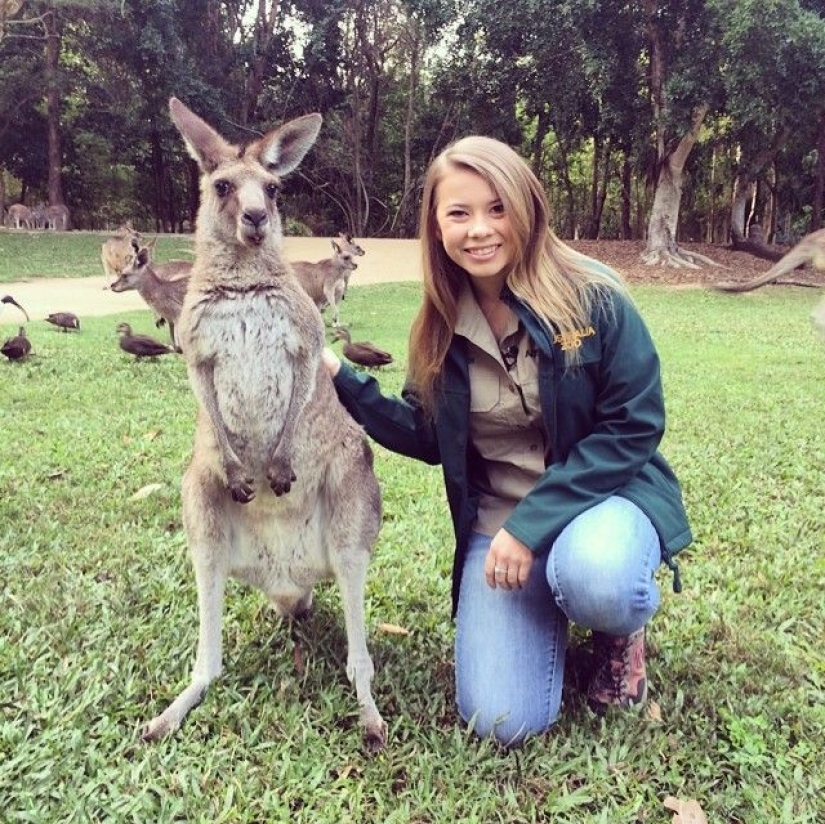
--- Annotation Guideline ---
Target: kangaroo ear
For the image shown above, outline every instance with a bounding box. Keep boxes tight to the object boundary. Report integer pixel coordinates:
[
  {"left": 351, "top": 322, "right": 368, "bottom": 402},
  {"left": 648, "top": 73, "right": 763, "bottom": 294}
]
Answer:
[
  {"left": 332, "top": 240, "right": 341, "bottom": 253},
  {"left": 256, "top": 113, "right": 322, "bottom": 177},
  {"left": 169, "top": 97, "right": 236, "bottom": 173}
]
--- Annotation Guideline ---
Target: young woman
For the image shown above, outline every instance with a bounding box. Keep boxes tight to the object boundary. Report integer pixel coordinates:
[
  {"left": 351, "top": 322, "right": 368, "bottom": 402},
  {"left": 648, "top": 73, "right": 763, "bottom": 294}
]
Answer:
[{"left": 322, "top": 136, "right": 692, "bottom": 747}]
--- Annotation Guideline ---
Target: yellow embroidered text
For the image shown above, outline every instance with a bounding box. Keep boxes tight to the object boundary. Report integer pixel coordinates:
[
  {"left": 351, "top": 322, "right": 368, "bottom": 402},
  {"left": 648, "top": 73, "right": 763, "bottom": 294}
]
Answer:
[{"left": 553, "top": 326, "right": 596, "bottom": 351}]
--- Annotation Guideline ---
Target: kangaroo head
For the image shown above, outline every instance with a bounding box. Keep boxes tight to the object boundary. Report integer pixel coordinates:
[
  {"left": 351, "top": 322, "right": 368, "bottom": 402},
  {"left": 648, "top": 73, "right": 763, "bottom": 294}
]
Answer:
[
  {"left": 169, "top": 97, "right": 321, "bottom": 252},
  {"left": 110, "top": 243, "right": 153, "bottom": 292},
  {"left": 337, "top": 232, "right": 365, "bottom": 256},
  {"left": 331, "top": 240, "right": 358, "bottom": 271}
]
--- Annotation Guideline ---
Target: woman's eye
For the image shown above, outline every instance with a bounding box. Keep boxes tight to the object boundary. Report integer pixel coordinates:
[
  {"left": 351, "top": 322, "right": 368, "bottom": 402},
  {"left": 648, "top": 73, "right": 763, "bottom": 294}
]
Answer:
[
  {"left": 214, "top": 180, "right": 231, "bottom": 198},
  {"left": 491, "top": 202, "right": 505, "bottom": 215},
  {"left": 265, "top": 183, "right": 279, "bottom": 200}
]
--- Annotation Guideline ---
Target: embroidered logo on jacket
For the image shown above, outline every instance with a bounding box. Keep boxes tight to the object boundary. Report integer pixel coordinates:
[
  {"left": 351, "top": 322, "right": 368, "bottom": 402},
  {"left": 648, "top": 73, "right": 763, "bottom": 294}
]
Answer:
[{"left": 553, "top": 326, "right": 596, "bottom": 350}]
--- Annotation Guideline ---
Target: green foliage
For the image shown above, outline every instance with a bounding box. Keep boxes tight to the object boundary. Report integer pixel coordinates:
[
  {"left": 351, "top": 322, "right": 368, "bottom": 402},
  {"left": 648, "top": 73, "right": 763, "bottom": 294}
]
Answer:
[
  {"left": 1, "top": 261, "right": 823, "bottom": 820},
  {"left": 5, "top": 0, "right": 825, "bottom": 241}
]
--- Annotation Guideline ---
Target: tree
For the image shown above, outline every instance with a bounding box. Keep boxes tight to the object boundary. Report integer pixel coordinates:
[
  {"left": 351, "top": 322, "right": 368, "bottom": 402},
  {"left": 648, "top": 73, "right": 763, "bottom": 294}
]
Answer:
[
  {"left": 641, "top": 0, "right": 722, "bottom": 267},
  {"left": 716, "top": 0, "right": 825, "bottom": 256}
]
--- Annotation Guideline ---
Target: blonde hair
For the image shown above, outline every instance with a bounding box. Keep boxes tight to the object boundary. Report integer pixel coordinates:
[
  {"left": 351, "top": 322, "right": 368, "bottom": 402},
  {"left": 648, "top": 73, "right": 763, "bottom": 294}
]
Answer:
[{"left": 408, "top": 135, "right": 626, "bottom": 415}]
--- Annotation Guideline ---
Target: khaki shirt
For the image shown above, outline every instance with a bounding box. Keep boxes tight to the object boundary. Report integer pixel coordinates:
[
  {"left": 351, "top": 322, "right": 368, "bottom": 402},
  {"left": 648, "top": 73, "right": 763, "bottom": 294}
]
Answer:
[{"left": 455, "top": 284, "right": 548, "bottom": 536}]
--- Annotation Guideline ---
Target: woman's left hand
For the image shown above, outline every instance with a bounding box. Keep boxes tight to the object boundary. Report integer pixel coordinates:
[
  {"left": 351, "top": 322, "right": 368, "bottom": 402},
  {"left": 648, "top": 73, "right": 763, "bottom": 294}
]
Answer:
[{"left": 485, "top": 529, "right": 533, "bottom": 590}]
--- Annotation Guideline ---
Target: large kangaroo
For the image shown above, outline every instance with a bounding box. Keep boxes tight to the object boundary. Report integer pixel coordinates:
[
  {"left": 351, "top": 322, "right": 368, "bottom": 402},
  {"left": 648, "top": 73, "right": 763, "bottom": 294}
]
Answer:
[{"left": 141, "top": 98, "right": 387, "bottom": 751}]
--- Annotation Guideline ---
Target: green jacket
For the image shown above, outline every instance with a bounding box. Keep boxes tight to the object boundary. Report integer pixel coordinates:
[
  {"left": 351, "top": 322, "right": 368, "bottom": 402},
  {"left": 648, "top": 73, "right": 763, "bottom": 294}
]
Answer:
[{"left": 333, "top": 286, "right": 692, "bottom": 616}]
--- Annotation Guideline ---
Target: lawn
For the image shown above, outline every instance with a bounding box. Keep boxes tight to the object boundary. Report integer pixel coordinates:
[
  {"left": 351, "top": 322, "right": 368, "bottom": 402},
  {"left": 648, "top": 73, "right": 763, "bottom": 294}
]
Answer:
[{"left": 1, "top": 271, "right": 823, "bottom": 822}]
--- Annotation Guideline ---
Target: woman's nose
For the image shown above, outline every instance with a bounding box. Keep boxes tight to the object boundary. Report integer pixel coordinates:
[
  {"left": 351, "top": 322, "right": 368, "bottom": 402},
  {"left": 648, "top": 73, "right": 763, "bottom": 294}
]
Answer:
[{"left": 468, "top": 216, "right": 492, "bottom": 236}]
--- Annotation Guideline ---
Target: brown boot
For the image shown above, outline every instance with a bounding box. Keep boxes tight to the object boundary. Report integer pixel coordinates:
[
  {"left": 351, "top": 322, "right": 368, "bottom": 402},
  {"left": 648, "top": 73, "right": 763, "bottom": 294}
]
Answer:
[{"left": 587, "top": 627, "right": 647, "bottom": 714}]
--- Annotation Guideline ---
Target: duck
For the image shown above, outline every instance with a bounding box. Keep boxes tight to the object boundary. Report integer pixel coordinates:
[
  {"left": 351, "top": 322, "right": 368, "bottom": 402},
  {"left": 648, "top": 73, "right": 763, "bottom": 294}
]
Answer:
[
  {"left": 332, "top": 327, "right": 393, "bottom": 369},
  {"left": 116, "top": 322, "right": 176, "bottom": 359},
  {"left": 1, "top": 295, "right": 30, "bottom": 322},
  {"left": 45, "top": 311, "right": 81, "bottom": 332},
  {"left": 1, "top": 327, "right": 31, "bottom": 361}
]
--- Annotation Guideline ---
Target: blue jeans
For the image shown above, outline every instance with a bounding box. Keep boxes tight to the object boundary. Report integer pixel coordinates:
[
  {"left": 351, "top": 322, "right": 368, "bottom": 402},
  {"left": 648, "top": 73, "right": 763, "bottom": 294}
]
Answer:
[{"left": 454, "top": 496, "right": 662, "bottom": 746}]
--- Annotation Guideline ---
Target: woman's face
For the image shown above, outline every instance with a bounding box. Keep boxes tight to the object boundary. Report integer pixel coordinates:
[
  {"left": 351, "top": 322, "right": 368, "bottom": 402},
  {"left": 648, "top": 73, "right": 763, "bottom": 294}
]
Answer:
[{"left": 433, "top": 167, "right": 515, "bottom": 295}]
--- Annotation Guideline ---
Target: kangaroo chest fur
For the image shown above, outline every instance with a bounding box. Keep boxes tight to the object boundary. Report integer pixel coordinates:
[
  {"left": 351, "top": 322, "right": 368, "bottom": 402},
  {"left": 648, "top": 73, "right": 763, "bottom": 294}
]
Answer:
[
  {"left": 184, "top": 284, "right": 319, "bottom": 470},
  {"left": 179, "top": 279, "right": 335, "bottom": 600}
]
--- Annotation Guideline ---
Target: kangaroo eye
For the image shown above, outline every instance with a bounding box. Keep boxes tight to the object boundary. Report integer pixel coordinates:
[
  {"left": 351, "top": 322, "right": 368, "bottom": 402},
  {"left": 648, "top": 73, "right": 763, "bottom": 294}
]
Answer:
[
  {"left": 265, "top": 183, "right": 279, "bottom": 200},
  {"left": 214, "top": 180, "right": 231, "bottom": 198}
]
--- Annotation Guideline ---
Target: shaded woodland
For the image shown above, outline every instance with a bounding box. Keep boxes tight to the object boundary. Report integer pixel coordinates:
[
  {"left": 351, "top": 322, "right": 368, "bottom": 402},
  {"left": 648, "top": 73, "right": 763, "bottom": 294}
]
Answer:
[{"left": 3, "top": 0, "right": 825, "bottom": 266}]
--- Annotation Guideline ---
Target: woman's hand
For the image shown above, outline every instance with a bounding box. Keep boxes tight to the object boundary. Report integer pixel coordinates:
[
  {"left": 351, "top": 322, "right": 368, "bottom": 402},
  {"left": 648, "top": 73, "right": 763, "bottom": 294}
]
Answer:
[
  {"left": 484, "top": 529, "right": 533, "bottom": 590},
  {"left": 321, "top": 347, "right": 341, "bottom": 377}
]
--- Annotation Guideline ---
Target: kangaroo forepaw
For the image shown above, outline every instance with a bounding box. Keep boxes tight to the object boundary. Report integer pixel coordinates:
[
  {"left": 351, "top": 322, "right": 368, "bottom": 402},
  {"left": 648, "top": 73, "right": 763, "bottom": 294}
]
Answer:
[
  {"left": 267, "top": 460, "right": 296, "bottom": 496},
  {"left": 226, "top": 471, "right": 255, "bottom": 503},
  {"left": 230, "top": 480, "right": 255, "bottom": 503}
]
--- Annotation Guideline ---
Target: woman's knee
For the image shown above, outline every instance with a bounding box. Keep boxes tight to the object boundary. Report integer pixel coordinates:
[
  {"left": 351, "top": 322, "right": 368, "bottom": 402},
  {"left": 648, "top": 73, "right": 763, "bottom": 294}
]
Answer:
[{"left": 547, "top": 498, "right": 662, "bottom": 633}]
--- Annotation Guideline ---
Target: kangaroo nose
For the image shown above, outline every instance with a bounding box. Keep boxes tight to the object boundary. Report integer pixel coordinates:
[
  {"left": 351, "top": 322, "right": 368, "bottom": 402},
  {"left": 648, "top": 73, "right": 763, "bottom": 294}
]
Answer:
[{"left": 243, "top": 210, "right": 268, "bottom": 229}]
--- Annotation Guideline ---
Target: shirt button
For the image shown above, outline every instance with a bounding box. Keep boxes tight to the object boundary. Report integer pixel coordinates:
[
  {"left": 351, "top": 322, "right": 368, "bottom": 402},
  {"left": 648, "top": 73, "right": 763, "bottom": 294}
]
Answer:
[
  {"left": 530, "top": 444, "right": 538, "bottom": 451},
  {"left": 508, "top": 384, "right": 516, "bottom": 393}
]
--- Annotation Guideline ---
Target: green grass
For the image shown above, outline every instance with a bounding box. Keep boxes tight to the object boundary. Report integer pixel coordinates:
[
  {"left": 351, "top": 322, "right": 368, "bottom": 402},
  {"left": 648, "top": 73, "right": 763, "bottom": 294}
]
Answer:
[
  {"left": 1, "top": 278, "right": 824, "bottom": 823},
  {"left": 0, "top": 230, "right": 193, "bottom": 281}
]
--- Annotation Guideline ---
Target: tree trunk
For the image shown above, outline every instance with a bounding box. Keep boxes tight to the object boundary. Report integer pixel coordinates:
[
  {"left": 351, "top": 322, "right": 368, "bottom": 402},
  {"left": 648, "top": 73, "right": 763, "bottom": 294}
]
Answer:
[
  {"left": 392, "top": 24, "right": 420, "bottom": 236},
  {"left": 531, "top": 105, "right": 550, "bottom": 180},
  {"left": 642, "top": 104, "right": 710, "bottom": 267},
  {"left": 620, "top": 152, "right": 632, "bottom": 239},
  {"left": 555, "top": 136, "right": 577, "bottom": 238},
  {"left": 811, "top": 111, "right": 825, "bottom": 231},
  {"left": 706, "top": 144, "right": 716, "bottom": 243},
  {"left": 584, "top": 133, "right": 600, "bottom": 239},
  {"left": 590, "top": 139, "right": 612, "bottom": 239},
  {"left": 43, "top": 6, "right": 65, "bottom": 209},
  {"left": 729, "top": 124, "right": 792, "bottom": 260},
  {"left": 150, "top": 130, "right": 166, "bottom": 233},
  {"left": 243, "top": 0, "right": 282, "bottom": 125}
]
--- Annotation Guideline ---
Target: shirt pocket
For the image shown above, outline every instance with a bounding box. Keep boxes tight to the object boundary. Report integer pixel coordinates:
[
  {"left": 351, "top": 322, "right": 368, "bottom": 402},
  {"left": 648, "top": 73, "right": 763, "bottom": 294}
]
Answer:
[{"left": 468, "top": 358, "right": 501, "bottom": 412}]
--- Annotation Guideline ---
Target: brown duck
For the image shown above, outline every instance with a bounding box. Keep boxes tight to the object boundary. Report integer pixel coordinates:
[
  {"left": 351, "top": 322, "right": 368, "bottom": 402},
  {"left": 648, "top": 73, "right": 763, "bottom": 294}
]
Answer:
[
  {"left": 116, "top": 322, "right": 176, "bottom": 359},
  {"left": 1, "top": 327, "right": 31, "bottom": 361},
  {"left": 46, "top": 312, "right": 81, "bottom": 332},
  {"left": 1, "top": 295, "right": 30, "bottom": 322},
  {"left": 332, "top": 327, "right": 393, "bottom": 369}
]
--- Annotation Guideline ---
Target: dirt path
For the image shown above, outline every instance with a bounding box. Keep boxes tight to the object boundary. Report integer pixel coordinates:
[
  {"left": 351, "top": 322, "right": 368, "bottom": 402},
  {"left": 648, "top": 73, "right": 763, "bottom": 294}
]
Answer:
[{"left": 2, "top": 237, "right": 421, "bottom": 320}]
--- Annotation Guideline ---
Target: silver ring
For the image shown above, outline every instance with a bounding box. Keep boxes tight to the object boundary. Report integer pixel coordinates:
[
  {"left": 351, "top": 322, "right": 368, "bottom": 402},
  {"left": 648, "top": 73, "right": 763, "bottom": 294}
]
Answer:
[{"left": 494, "top": 566, "right": 508, "bottom": 577}]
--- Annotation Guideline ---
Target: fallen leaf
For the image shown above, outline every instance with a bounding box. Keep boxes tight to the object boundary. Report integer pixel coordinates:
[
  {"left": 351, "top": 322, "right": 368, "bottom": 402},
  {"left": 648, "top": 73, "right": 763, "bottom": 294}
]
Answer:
[
  {"left": 376, "top": 622, "right": 410, "bottom": 635},
  {"left": 46, "top": 470, "right": 65, "bottom": 480},
  {"left": 144, "top": 430, "right": 161, "bottom": 441},
  {"left": 663, "top": 796, "right": 708, "bottom": 824},
  {"left": 130, "top": 483, "right": 164, "bottom": 500},
  {"left": 647, "top": 700, "right": 662, "bottom": 722},
  {"left": 293, "top": 642, "right": 306, "bottom": 677}
]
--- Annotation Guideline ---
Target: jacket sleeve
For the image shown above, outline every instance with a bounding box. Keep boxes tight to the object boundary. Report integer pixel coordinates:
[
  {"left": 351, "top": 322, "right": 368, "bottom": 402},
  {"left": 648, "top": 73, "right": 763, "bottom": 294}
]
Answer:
[
  {"left": 503, "top": 293, "right": 666, "bottom": 552},
  {"left": 332, "top": 363, "right": 441, "bottom": 464}
]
